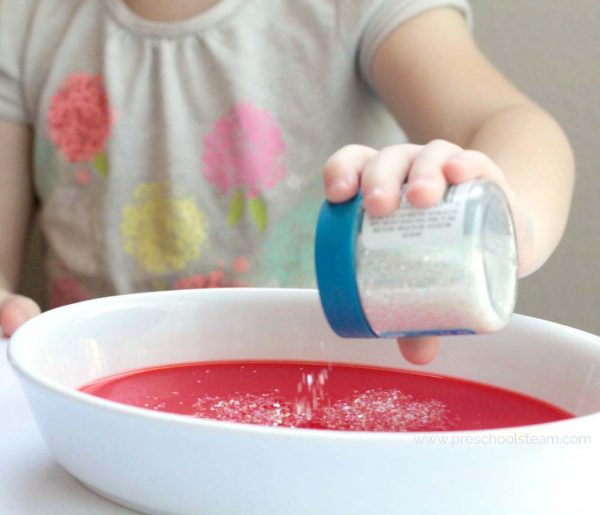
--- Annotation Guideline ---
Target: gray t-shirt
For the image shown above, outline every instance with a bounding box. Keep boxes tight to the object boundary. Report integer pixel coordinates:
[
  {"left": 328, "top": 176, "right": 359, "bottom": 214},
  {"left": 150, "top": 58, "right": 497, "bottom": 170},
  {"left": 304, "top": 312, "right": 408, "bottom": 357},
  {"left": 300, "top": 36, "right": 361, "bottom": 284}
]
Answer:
[{"left": 0, "top": 0, "right": 471, "bottom": 307}]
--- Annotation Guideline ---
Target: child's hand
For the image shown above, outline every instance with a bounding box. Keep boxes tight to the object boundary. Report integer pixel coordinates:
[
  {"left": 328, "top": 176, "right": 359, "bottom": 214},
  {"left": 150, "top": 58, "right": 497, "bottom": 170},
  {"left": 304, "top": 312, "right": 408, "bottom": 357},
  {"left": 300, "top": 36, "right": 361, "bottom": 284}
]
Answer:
[
  {"left": 0, "top": 290, "right": 40, "bottom": 337},
  {"left": 323, "top": 140, "right": 534, "bottom": 365}
]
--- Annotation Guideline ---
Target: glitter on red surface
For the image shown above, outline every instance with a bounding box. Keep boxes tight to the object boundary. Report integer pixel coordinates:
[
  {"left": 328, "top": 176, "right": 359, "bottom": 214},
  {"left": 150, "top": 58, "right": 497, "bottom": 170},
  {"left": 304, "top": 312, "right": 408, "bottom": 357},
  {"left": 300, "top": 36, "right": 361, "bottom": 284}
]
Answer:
[
  {"left": 317, "top": 389, "right": 455, "bottom": 431},
  {"left": 192, "top": 388, "right": 456, "bottom": 431},
  {"left": 80, "top": 361, "right": 573, "bottom": 432},
  {"left": 193, "top": 391, "right": 311, "bottom": 428}
]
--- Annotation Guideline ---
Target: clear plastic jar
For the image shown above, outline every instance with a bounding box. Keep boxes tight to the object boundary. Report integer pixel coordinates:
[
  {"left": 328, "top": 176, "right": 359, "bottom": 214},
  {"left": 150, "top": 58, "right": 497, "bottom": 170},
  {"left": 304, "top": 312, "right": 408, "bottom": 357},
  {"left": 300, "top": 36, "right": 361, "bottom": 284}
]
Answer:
[{"left": 315, "top": 179, "right": 518, "bottom": 338}]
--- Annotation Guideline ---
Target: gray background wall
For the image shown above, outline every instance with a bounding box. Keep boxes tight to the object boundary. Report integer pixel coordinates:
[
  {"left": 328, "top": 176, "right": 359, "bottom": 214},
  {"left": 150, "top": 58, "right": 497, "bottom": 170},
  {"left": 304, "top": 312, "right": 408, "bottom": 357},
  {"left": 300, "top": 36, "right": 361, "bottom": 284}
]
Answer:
[{"left": 472, "top": 0, "right": 600, "bottom": 334}]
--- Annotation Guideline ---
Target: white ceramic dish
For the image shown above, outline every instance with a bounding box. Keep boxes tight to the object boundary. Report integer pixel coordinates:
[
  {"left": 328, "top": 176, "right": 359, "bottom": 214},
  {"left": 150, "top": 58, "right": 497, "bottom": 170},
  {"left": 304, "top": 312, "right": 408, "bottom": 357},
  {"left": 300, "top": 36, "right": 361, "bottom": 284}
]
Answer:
[{"left": 8, "top": 289, "right": 600, "bottom": 515}]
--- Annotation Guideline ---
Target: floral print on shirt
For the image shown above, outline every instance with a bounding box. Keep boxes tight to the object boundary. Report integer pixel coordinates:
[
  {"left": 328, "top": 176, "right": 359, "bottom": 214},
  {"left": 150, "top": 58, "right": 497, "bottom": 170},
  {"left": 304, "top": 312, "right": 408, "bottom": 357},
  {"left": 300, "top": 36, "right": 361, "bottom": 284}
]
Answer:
[
  {"left": 202, "top": 101, "right": 287, "bottom": 230},
  {"left": 50, "top": 276, "right": 89, "bottom": 309},
  {"left": 120, "top": 182, "right": 210, "bottom": 275},
  {"left": 47, "top": 73, "right": 113, "bottom": 176}
]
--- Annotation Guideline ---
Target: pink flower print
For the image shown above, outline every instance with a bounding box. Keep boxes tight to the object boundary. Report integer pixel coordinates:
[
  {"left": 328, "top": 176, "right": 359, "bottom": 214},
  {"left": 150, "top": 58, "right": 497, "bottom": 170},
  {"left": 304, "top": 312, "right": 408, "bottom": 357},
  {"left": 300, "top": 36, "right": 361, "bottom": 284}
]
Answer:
[
  {"left": 232, "top": 257, "right": 249, "bottom": 274},
  {"left": 48, "top": 73, "right": 112, "bottom": 175},
  {"left": 175, "top": 274, "right": 208, "bottom": 290},
  {"left": 175, "top": 271, "right": 229, "bottom": 289},
  {"left": 76, "top": 169, "right": 90, "bottom": 186},
  {"left": 50, "top": 277, "right": 89, "bottom": 309},
  {"left": 206, "top": 270, "right": 225, "bottom": 288},
  {"left": 202, "top": 101, "right": 287, "bottom": 230},
  {"left": 175, "top": 260, "right": 250, "bottom": 290}
]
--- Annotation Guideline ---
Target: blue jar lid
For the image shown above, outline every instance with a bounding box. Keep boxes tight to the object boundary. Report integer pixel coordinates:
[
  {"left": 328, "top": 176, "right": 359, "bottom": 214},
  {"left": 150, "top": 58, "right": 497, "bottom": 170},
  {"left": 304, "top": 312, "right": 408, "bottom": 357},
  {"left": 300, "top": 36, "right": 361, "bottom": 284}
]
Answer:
[{"left": 315, "top": 194, "right": 377, "bottom": 338}]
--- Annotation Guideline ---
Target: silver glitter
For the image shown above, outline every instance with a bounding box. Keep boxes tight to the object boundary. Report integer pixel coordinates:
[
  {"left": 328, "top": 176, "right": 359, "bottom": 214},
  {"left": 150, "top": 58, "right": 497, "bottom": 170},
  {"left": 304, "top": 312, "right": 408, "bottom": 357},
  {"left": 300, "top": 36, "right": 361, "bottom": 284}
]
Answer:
[{"left": 355, "top": 180, "right": 517, "bottom": 336}]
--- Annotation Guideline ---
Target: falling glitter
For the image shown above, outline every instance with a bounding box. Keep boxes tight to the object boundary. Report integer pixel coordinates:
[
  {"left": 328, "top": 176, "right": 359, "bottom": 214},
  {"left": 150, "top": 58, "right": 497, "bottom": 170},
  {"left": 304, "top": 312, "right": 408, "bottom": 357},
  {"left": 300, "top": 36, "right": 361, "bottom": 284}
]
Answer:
[{"left": 294, "top": 368, "right": 331, "bottom": 422}]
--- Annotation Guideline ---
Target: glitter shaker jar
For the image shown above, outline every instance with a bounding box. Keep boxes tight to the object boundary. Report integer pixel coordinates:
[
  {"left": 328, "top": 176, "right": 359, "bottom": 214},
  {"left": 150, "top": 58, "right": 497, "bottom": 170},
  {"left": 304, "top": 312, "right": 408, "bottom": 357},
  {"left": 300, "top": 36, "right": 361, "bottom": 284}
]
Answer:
[{"left": 315, "top": 179, "right": 518, "bottom": 338}]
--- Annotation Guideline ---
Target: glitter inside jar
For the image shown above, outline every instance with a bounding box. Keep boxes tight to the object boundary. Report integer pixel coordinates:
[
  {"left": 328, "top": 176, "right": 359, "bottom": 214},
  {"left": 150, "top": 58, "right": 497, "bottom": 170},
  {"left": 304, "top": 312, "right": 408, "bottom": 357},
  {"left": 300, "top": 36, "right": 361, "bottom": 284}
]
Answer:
[{"left": 315, "top": 179, "right": 518, "bottom": 338}]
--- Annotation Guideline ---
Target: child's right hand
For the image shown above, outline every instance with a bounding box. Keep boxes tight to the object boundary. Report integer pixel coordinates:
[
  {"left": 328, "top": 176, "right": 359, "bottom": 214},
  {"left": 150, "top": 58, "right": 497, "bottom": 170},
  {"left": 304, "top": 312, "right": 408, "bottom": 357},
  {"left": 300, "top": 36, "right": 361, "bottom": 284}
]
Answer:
[{"left": 0, "top": 290, "right": 40, "bottom": 337}]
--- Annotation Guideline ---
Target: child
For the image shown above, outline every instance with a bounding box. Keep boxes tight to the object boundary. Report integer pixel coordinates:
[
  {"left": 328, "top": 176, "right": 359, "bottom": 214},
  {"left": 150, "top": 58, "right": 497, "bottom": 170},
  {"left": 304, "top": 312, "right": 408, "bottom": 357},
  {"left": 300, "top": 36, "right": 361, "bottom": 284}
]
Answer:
[{"left": 0, "top": 0, "right": 574, "bottom": 364}]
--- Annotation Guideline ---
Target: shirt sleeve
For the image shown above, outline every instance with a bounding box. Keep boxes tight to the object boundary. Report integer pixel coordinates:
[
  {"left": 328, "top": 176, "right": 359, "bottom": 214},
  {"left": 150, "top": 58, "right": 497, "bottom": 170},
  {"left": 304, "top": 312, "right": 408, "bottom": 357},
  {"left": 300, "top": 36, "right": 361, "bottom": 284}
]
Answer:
[
  {"left": 336, "top": 0, "right": 473, "bottom": 90},
  {"left": 0, "top": 0, "right": 35, "bottom": 124}
]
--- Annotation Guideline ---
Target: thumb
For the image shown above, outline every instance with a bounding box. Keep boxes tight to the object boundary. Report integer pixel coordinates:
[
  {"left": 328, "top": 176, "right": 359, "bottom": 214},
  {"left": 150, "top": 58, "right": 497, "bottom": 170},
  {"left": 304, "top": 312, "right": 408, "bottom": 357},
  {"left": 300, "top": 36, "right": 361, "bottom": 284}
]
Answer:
[{"left": 397, "top": 336, "right": 440, "bottom": 365}]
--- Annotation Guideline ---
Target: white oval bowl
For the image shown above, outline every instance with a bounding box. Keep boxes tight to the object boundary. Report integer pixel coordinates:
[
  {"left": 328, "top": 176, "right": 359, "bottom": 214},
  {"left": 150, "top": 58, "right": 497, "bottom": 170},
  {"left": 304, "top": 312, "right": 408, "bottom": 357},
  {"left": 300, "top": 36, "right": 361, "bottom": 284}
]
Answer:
[{"left": 8, "top": 288, "right": 600, "bottom": 515}]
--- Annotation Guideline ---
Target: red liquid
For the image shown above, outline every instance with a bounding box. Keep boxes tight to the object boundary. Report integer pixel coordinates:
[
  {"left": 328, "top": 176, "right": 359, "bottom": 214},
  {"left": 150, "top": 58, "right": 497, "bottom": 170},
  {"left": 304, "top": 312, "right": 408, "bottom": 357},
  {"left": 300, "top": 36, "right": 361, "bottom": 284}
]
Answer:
[{"left": 80, "top": 361, "right": 572, "bottom": 432}]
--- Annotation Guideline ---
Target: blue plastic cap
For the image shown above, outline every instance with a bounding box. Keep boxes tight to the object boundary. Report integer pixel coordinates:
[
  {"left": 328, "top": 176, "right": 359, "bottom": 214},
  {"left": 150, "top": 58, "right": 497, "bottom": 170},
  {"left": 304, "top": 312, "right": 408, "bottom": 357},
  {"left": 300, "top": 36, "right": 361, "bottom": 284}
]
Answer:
[{"left": 315, "top": 194, "right": 377, "bottom": 338}]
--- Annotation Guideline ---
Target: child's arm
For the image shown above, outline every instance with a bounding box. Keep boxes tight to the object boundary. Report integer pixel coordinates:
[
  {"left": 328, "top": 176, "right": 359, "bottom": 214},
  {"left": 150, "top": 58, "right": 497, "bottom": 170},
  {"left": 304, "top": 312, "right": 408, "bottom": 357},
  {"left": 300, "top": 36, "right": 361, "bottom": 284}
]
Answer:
[
  {"left": 323, "top": 8, "right": 574, "bottom": 363},
  {"left": 0, "top": 120, "right": 41, "bottom": 336}
]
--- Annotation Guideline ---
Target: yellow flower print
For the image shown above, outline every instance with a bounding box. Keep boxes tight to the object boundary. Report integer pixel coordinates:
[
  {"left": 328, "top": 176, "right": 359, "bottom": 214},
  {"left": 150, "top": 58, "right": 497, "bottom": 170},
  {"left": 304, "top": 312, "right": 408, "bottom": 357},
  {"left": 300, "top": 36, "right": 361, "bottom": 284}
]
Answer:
[{"left": 120, "top": 182, "right": 209, "bottom": 274}]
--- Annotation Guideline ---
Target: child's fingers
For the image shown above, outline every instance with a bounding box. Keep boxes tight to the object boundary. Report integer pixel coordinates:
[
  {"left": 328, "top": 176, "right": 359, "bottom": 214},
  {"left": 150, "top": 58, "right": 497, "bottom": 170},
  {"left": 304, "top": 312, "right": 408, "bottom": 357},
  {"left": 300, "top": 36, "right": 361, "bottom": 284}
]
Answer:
[
  {"left": 443, "top": 150, "right": 538, "bottom": 275},
  {"left": 361, "top": 144, "right": 421, "bottom": 217},
  {"left": 442, "top": 149, "right": 507, "bottom": 188},
  {"left": 323, "top": 145, "right": 378, "bottom": 202},
  {"left": 397, "top": 336, "right": 440, "bottom": 365},
  {"left": 0, "top": 293, "right": 41, "bottom": 337},
  {"left": 404, "top": 140, "right": 463, "bottom": 208}
]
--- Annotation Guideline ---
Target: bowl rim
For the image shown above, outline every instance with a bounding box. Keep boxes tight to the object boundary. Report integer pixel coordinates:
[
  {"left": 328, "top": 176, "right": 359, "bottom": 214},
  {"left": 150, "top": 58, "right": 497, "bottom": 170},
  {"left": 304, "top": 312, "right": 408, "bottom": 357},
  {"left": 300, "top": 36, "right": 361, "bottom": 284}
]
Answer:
[{"left": 8, "top": 288, "right": 599, "bottom": 440}]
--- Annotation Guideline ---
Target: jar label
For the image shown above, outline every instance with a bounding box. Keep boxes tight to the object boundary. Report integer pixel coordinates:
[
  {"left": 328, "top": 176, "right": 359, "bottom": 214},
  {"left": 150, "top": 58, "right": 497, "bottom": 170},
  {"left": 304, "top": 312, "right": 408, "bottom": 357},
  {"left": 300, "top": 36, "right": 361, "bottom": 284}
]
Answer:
[{"left": 361, "top": 182, "right": 470, "bottom": 249}]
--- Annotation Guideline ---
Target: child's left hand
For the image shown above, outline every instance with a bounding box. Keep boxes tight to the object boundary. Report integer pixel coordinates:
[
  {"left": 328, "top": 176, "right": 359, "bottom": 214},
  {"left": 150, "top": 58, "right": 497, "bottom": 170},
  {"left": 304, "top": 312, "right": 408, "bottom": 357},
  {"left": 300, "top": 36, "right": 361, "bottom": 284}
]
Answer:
[{"left": 322, "top": 140, "right": 535, "bottom": 365}]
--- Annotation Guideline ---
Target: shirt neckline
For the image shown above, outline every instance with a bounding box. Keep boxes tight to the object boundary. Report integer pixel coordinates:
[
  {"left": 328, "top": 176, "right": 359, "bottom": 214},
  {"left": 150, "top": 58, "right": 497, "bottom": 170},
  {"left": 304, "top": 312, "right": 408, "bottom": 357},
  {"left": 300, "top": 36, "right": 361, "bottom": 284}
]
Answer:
[{"left": 104, "top": 0, "right": 245, "bottom": 37}]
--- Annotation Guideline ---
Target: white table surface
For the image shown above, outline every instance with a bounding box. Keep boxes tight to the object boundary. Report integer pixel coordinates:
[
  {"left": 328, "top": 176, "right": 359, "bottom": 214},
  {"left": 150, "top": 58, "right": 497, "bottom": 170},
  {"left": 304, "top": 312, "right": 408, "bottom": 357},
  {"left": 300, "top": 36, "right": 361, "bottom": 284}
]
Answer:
[{"left": 0, "top": 337, "right": 137, "bottom": 514}]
